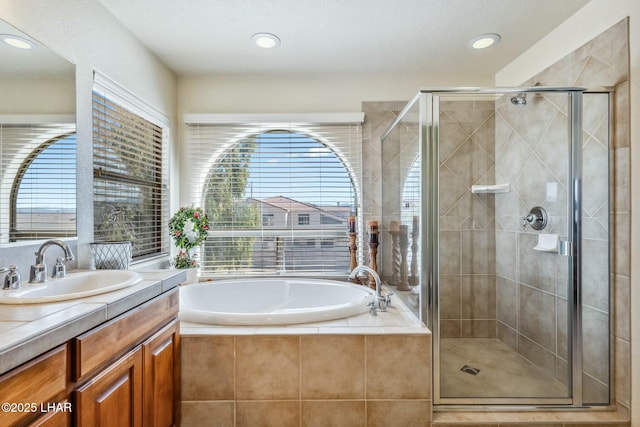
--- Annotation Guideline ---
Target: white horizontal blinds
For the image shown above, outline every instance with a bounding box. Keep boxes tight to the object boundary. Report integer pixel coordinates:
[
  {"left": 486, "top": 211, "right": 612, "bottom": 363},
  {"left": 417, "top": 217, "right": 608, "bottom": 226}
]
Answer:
[
  {"left": 186, "top": 120, "right": 362, "bottom": 276},
  {"left": 92, "top": 88, "right": 168, "bottom": 260},
  {"left": 0, "top": 122, "right": 76, "bottom": 242}
]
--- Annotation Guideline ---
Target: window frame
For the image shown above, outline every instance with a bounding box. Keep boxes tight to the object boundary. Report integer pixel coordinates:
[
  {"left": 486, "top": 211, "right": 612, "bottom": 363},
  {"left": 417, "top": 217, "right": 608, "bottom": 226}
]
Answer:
[
  {"left": 9, "top": 130, "right": 77, "bottom": 241},
  {"left": 92, "top": 71, "right": 170, "bottom": 263},
  {"left": 185, "top": 116, "right": 363, "bottom": 278}
]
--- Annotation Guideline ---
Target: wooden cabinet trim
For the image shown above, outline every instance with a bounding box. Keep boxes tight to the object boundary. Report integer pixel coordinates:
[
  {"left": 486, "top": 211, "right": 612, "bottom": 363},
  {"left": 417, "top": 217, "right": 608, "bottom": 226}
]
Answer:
[
  {"left": 0, "top": 345, "right": 67, "bottom": 427},
  {"left": 72, "top": 288, "right": 178, "bottom": 381},
  {"left": 142, "top": 319, "right": 180, "bottom": 427},
  {"left": 27, "top": 400, "right": 71, "bottom": 427},
  {"left": 74, "top": 346, "right": 143, "bottom": 427}
]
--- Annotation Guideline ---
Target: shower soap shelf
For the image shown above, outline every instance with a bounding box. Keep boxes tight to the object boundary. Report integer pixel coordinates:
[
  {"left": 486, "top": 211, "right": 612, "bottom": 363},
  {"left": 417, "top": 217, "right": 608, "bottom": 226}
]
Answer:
[
  {"left": 533, "top": 233, "right": 559, "bottom": 253},
  {"left": 471, "top": 183, "right": 510, "bottom": 194}
]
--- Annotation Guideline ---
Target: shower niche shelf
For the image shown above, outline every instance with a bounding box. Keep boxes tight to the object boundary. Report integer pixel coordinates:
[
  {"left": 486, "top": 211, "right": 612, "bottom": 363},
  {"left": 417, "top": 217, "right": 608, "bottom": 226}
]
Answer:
[{"left": 471, "top": 183, "right": 511, "bottom": 194}]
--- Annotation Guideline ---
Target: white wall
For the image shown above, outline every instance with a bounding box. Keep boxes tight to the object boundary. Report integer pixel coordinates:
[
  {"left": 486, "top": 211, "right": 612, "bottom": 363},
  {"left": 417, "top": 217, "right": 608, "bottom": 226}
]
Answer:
[
  {"left": 177, "top": 72, "right": 492, "bottom": 201},
  {"left": 0, "top": 0, "right": 177, "bottom": 269},
  {"left": 496, "top": 0, "right": 640, "bottom": 424}
]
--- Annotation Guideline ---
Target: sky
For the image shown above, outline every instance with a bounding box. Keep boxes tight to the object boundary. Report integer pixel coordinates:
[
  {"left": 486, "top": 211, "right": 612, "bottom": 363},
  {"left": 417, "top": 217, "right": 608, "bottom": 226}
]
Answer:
[{"left": 244, "top": 132, "right": 356, "bottom": 207}]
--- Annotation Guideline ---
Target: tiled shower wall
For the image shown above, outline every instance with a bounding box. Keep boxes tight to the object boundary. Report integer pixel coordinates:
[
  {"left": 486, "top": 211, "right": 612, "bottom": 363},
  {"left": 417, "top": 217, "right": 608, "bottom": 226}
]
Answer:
[
  {"left": 495, "top": 18, "right": 629, "bottom": 407},
  {"left": 363, "top": 17, "right": 629, "bottom": 414},
  {"left": 438, "top": 101, "right": 497, "bottom": 338}
]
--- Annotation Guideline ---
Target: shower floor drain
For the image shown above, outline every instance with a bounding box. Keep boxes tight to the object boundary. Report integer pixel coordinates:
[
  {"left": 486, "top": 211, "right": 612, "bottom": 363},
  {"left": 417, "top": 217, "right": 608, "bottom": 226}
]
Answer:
[{"left": 460, "top": 365, "right": 480, "bottom": 375}]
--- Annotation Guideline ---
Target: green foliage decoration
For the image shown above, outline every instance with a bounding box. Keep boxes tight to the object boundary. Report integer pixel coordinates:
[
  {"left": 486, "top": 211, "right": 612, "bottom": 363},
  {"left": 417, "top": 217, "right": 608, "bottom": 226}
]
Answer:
[{"left": 168, "top": 206, "right": 209, "bottom": 268}]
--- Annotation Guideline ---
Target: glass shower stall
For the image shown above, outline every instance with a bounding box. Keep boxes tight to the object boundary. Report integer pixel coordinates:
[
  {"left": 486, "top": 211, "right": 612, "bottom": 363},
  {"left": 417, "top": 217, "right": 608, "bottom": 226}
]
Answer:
[{"left": 381, "top": 87, "right": 611, "bottom": 406}]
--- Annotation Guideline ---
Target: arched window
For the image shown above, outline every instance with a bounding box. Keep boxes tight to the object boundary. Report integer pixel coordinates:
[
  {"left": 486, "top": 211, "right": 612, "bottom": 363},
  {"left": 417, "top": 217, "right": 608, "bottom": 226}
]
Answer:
[
  {"left": 10, "top": 132, "right": 76, "bottom": 241},
  {"left": 201, "top": 130, "right": 358, "bottom": 275}
]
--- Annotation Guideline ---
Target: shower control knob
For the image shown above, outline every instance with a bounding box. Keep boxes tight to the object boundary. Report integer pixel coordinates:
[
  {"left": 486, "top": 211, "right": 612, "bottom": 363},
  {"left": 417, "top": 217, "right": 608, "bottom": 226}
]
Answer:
[{"left": 524, "top": 206, "right": 548, "bottom": 231}]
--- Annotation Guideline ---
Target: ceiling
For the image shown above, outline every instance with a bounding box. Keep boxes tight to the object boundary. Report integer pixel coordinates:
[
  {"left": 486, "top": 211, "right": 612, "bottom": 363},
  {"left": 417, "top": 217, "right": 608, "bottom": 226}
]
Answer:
[
  {"left": 0, "top": 20, "right": 75, "bottom": 78},
  {"left": 99, "top": 0, "right": 591, "bottom": 78}
]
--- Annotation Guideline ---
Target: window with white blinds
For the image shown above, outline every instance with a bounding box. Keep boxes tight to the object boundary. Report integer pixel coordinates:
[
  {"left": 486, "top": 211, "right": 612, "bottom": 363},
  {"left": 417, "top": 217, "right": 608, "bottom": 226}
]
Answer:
[
  {"left": 92, "top": 75, "right": 169, "bottom": 261},
  {"left": 185, "top": 116, "right": 363, "bottom": 276},
  {"left": 0, "top": 121, "right": 76, "bottom": 242}
]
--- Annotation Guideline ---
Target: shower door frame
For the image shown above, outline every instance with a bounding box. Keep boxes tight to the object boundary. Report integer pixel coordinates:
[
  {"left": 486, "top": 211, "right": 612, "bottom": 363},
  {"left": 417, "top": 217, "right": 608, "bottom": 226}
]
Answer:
[{"left": 419, "top": 87, "right": 588, "bottom": 407}]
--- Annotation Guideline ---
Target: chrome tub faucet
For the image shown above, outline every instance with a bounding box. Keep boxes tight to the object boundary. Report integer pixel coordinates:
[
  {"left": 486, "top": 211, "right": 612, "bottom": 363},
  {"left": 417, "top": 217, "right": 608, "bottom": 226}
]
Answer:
[{"left": 348, "top": 264, "right": 390, "bottom": 315}]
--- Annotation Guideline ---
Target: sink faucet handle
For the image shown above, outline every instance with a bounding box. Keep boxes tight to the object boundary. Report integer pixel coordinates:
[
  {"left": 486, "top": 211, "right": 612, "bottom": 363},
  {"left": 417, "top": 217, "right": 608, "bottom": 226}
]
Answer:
[
  {"left": 383, "top": 291, "right": 393, "bottom": 308},
  {"left": 52, "top": 257, "right": 66, "bottom": 279},
  {"left": 3, "top": 265, "right": 22, "bottom": 290}
]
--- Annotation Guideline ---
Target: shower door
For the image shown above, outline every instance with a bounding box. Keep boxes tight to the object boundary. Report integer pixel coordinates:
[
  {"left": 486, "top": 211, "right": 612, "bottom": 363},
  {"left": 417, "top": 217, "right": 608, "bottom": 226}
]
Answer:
[{"left": 422, "top": 88, "right": 596, "bottom": 405}]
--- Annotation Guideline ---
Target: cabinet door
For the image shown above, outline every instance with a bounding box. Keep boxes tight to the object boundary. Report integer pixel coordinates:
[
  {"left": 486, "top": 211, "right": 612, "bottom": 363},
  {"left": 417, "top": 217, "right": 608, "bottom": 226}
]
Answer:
[
  {"left": 0, "top": 345, "right": 67, "bottom": 427},
  {"left": 143, "top": 320, "right": 180, "bottom": 427},
  {"left": 74, "top": 347, "right": 143, "bottom": 427},
  {"left": 28, "top": 402, "right": 70, "bottom": 427}
]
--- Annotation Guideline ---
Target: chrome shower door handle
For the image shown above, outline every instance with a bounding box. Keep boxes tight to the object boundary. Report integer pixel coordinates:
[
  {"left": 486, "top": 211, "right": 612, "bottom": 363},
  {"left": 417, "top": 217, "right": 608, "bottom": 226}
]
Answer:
[{"left": 558, "top": 240, "right": 574, "bottom": 257}]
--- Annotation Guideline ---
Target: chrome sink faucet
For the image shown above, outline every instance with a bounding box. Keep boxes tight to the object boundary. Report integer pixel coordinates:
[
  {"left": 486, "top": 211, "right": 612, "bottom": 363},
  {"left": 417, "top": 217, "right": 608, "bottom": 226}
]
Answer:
[
  {"left": 29, "top": 240, "right": 75, "bottom": 283},
  {"left": 348, "top": 265, "right": 390, "bottom": 315}
]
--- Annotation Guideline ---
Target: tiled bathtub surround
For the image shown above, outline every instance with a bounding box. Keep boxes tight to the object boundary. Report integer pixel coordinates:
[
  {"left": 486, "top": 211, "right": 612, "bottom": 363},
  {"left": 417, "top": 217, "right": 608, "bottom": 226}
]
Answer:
[{"left": 180, "top": 295, "right": 432, "bottom": 427}]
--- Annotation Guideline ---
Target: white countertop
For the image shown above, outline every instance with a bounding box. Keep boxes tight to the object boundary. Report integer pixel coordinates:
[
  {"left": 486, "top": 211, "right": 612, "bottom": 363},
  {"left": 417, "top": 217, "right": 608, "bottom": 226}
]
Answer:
[{"left": 0, "top": 269, "right": 185, "bottom": 375}]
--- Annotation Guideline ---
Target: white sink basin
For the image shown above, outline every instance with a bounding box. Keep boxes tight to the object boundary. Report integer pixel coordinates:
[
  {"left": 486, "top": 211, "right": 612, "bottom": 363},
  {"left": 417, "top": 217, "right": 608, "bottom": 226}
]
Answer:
[{"left": 0, "top": 270, "right": 143, "bottom": 304}]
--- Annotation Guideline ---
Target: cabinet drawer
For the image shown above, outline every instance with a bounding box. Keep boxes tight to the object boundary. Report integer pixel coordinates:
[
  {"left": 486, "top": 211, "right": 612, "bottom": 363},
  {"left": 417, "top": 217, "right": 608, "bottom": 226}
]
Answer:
[
  {"left": 0, "top": 345, "right": 67, "bottom": 426},
  {"left": 72, "top": 288, "right": 178, "bottom": 381}
]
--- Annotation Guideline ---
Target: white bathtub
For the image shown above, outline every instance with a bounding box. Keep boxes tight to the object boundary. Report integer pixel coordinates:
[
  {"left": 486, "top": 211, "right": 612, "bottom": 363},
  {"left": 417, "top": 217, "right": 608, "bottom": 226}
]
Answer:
[{"left": 179, "top": 278, "right": 375, "bottom": 325}]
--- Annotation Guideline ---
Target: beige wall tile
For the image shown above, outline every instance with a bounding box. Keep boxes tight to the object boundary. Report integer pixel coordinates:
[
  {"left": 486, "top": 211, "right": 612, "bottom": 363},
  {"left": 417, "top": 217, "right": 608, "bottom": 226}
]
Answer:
[
  {"left": 518, "top": 285, "right": 556, "bottom": 351},
  {"left": 461, "top": 274, "right": 496, "bottom": 319},
  {"left": 500, "top": 424, "right": 562, "bottom": 427},
  {"left": 461, "top": 230, "right": 496, "bottom": 274},
  {"left": 366, "top": 400, "right": 431, "bottom": 427},
  {"left": 301, "top": 400, "right": 365, "bottom": 427},
  {"left": 613, "top": 147, "right": 630, "bottom": 213},
  {"left": 613, "top": 275, "right": 630, "bottom": 341},
  {"left": 366, "top": 335, "right": 430, "bottom": 399},
  {"left": 614, "top": 337, "right": 630, "bottom": 407},
  {"left": 440, "top": 320, "right": 462, "bottom": 338},
  {"left": 236, "top": 401, "right": 299, "bottom": 427},
  {"left": 496, "top": 276, "right": 517, "bottom": 328},
  {"left": 439, "top": 231, "right": 461, "bottom": 275},
  {"left": 582, "top": 307, "right": 610, "bottom": 384},
  {"left": 612, "top": 213, "right": 630, "bottom": 277},
  {"left": 301, "top": 335, "right": 365, "bottom": 399},
  {"left": 613, "top": 82, "right": 629, "bottom": 150},
  {"left": 180, "top": 401, "right": 234, "bottom": 427},
  {"left": 181, "top": 336, "right": 235, "bottom": 401},
  {"left": 461, "top": 319, "right": 497, "bottom": 338},
  {"left": 236, "top": 336, "right": 300, "bottom": 400},
  {"left": 440, "top": 275, "right": 461, "bottom": 319}
]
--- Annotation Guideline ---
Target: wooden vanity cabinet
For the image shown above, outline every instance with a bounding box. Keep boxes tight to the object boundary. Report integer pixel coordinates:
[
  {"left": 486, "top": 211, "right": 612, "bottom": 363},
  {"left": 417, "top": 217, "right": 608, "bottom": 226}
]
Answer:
[
  {"left": 27, "top": 402, "right": 71, "bottom": 427},
  {"left": 142, "top": 320, "right": 180, "bottom": 427},
  {"left": 71, "top": 288, "right": 180, "bottom": 427},
  {"left": 0, "top": 346, "right": 68, "bottom": 427},
  {"left": 0, "top": 287, "right": 180, "bottom": 427}
]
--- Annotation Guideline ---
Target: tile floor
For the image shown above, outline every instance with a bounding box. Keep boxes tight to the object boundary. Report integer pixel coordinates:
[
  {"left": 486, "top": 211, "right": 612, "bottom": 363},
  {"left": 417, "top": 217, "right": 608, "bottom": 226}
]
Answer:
[{"left": 439, "top": 338, "right": 568, "bottom": 398}]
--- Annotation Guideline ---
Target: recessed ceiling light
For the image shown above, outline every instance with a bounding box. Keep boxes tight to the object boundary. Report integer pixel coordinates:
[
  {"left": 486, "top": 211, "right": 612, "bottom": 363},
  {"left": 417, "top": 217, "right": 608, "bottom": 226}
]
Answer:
[
  {"left": 469, "top": 33, "right": 501, "bottom": 50},
  {"left": 251, "top": 33, "right": 281, "bottom": 49},
  {"left": 1, "top": 34, "right": 35, "bottom": 50}
]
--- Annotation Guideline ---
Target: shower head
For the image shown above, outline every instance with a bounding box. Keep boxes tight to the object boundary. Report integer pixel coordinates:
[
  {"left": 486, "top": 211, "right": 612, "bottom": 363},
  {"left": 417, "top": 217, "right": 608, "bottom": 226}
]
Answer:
[{"left": 510, "top": 93, "right": 527, "bottom": 106}]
